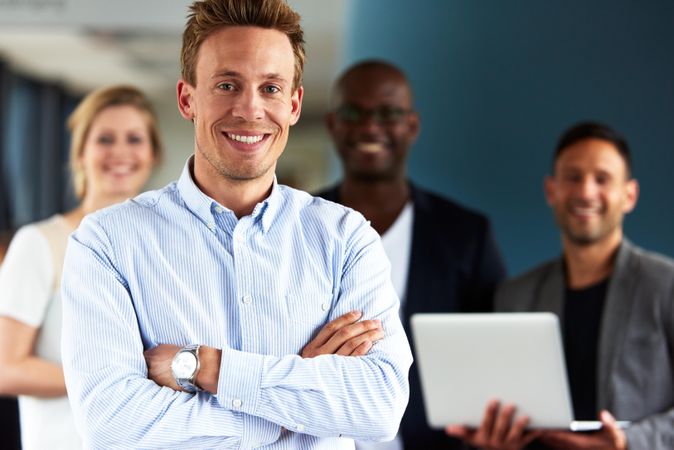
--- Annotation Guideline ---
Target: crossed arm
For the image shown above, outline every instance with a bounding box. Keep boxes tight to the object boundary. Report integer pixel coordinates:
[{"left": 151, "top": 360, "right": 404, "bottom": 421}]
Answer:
[
  {"left": 144, "top": 310, "right": 385, "bottom": 393},
  {"left": 61, "top": 218, "right": 412, "bottom": 449}
]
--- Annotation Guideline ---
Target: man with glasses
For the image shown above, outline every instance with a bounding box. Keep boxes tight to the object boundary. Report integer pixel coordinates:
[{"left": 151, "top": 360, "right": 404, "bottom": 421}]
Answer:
[{"left": 316, "top": 59, "right": 507, "bottom": 449}]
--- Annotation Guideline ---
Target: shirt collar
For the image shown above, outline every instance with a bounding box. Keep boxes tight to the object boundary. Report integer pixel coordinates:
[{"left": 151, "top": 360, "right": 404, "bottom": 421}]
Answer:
[
  {"left": 176, "top": 155, "right": 281, "bottom": 233},
  {"left": 258, "top": 178, "right": 281, "bottom": 233}
]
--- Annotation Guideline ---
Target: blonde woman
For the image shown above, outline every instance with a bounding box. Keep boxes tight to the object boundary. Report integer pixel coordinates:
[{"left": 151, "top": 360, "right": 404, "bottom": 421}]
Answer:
[{"left": 0, "top": 85, "right": 162, "bottom": 450}]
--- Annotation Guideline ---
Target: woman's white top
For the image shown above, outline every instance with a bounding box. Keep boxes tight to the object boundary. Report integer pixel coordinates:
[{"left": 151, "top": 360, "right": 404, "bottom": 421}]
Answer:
[{"left": 0, "top": 215, "right": 82, "bottom": 450}]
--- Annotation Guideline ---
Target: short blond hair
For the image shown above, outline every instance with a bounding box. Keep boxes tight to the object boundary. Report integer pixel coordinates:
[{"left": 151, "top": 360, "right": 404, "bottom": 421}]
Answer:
[
  {"left": 181, "top": 0, "right": 305, "bottom": 90},
  {"left": 67, "top": 85, "right": 163, "bottom": 199}
]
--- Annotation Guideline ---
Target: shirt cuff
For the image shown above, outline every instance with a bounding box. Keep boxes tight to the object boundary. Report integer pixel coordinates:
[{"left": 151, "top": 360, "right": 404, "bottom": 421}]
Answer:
[
  {"left": 216, "top": 347, "right": 264, "bottom": 414},
  {"left": 216, "top": 348, "right": 280, "bottom": 446}
]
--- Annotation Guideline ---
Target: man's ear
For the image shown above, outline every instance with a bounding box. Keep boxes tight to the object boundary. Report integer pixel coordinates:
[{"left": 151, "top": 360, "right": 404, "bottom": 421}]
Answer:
[
  {"left": 177, "top": 80, "right": 195, "bottom": 121},
  {"left": 289, "top": 86, "right": 303, "bottom": 126},
  {"left": 407, "top": 111, "right": 420, "bottom": 143},
  {"left": 623, "top": 178, "right": 639, "bottom": 214}
]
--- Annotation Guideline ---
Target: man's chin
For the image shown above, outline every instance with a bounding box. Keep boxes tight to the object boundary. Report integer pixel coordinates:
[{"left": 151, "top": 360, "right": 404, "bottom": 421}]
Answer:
[
  {"left": 564, "top": 228, "right": 607, "bottom": 247},
  {"left": 218, "top": 163, "right": 276, "bottom": 183},
  {"left": 350, "top": 169, "right": 398, "bottom": 183}
]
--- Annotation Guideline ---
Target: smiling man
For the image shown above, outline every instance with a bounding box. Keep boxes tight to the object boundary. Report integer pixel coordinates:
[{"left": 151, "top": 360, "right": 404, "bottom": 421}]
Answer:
[
  {"left": 447, "top": 122, "right": 674, "bottom": 450},
  {"left": 317, "top": 60, "right": 506, "bottom": 450},
  {"left": 60, "top": 1, "right": 412, "bottom": 449}
]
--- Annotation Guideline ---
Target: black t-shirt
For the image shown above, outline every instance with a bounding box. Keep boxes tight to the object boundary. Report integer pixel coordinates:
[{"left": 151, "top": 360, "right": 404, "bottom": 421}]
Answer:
[{"left": 563, "top": 278, "right": 608, "bottom": 420}]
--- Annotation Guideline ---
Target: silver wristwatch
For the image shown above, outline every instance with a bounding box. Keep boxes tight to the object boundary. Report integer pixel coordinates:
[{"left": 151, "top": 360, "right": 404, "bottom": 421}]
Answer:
[{"left": 171, "top": 344, "right": 201, "bottom": 393}]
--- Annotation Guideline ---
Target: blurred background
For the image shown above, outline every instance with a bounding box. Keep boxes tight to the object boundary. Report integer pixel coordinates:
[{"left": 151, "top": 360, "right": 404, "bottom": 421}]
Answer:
[{"left": 1, "top": 0, "right": 673, "bottom": 276}]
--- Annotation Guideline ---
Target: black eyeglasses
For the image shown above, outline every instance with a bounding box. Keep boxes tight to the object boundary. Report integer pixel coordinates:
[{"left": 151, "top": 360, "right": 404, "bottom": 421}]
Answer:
[{"left": 334, "top": 105, "right": 412, "bottom": 124}]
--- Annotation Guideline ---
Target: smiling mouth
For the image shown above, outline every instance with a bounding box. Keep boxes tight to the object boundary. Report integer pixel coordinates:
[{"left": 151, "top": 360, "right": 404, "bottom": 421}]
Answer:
[
  {"left": 104, "top": 164, "right": 137, "bottom": 176},
  {"left": 356, "top": 142, "right": 385, "bottom": 154},
  {"left": 569, "top": 204, "right": 603, "bottom": 218},
  {"left": 226, "top": 132, "right": 265, "bottom": 144}
]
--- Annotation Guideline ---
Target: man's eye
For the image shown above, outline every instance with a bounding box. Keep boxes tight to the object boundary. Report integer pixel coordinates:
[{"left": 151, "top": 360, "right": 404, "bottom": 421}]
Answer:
[
  {"left": 217, "top": 83, "right": 234, "bottom": 91},
  {"left": 378, "top": 107, "right": 407, "bottom": 122},
  {"left": 596, "top": 175, "right": 610, "bottom": 185},
  {"left": 335, "top": 105, "right": 362, "bottom": 122},
  {"left": 263, "top": 85, "right": 280, "bottom": 94}
]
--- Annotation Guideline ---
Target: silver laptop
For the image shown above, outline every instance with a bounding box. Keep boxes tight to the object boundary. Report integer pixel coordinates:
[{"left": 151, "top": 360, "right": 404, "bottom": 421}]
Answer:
[{"left": 410, "top": 313, "right": 629, "bottom": 431}]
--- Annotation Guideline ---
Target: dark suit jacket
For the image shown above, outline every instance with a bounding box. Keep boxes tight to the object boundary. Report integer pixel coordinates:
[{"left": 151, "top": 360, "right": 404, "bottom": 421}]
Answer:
[
  {"left": 495, "top": 239, "right": 674, "bottom": 450},
  {"left": 315, "top": 182, "right": 507, "bottom": 449}
]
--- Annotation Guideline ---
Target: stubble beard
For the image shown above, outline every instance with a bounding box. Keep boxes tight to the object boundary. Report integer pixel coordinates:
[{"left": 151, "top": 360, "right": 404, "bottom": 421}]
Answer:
[
  {"left": 556, "top": 208, "right": 622, "bottom": 247},
  {"left": 197, "top": 139, "right": 274, "bottom": 183}
]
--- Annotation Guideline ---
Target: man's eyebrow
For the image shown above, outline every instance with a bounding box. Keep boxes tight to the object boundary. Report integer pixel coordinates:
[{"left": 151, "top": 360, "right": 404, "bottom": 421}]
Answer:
[
  {"left": 210, "top": 71, "right": 289, "bottom": 84},
  {"left": 211, "top": 70, "right": 241, "bottom": 80},
  {"left": 262, "top": 73, "right": 289, "bottom": 83}
]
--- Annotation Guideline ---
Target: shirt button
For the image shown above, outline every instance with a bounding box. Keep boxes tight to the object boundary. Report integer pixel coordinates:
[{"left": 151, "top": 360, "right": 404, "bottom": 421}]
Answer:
[
  {"left": 215, "top": 205, "right": 224, "bottom": 213},
  {"left": 296, "top": 424, "right": 305, "bottom": 432},
  {"left": 242, "top": 295, "right": 252, "bottom": 304},
  {"left": 232, "top": 398, "right": 242, "bottom": 408},
  {"left": 321, "top": 303, "right": 329, "bottom": 311},
  {"left": 207, "top": 222, "right": 215, "bottom": 231}
]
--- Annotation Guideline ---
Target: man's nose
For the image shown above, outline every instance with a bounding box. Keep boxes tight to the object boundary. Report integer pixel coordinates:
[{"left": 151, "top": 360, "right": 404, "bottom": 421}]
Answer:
[
  {"left": 576, "top": 177, "right": 600, "bottom": 199},
  {"left": 231, "top": 89, "right": 264, "bottom": 121}
]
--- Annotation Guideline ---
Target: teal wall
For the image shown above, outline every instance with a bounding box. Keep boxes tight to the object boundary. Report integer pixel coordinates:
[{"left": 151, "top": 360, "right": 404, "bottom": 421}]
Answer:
[{"left": 343, "top": 0, "right": 674, "bottom": 275}]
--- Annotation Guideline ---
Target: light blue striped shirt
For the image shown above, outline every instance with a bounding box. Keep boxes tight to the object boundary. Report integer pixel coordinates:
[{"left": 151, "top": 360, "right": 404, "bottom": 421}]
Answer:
[{"left": 61, "top": 158, "right": 413, "bottom": 450}]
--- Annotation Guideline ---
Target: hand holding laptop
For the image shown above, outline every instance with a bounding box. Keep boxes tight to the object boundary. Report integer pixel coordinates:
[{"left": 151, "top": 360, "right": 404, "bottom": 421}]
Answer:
[
  {"left": 445, "top": 401, "right": 627, "bottom": 450},
  {"left": 411, "top": 313, "right": 631, "bottom": 449},
  {"left": 445, "top": 399, "right": 541, "bottom": 450},
  {"left": 537, "top": 410, "right": 627, "bottom": 450}
]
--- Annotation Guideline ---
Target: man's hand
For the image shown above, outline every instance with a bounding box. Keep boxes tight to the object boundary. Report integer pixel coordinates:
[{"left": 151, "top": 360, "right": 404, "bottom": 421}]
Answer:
[
  {"left": 144, "top": 344, "right": 221, "bottom": 394},
  {"left": 539, "top": 410, "right": 627, "bottom": 450},
  {"left": 301, "top": 310, "right": 384, "bottom": 358},
  {"left": 445, "top": 399, "right": 542, "bottom": 450},
  {"left": 144, "top": 344, "right": 181, "bottom": 391}
]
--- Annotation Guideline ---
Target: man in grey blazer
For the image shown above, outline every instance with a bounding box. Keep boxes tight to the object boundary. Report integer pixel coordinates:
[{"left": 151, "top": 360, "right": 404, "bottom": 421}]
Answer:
[{"left": 446, "top": 121, "right": 674, "bottom": 450}]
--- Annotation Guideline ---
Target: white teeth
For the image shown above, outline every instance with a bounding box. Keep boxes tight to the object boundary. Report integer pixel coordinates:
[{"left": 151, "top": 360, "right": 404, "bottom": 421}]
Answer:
[
  {"left": 357, "top": 142, "right": 384, "bottom": 153},
  {"left": 106, "top": 165, "right": 134, "bottom": 175},
  {"left": 227, "top": 133, "right": 264, "bottom": 144},
  {"left": 572, "top": 206, "right": 600, "bottom": 216}
]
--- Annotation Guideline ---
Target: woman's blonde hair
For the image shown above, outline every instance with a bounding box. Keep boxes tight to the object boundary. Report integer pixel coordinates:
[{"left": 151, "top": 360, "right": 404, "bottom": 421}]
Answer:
[{"left": 67, "top": 85, "right": 163, "bottom": 199}]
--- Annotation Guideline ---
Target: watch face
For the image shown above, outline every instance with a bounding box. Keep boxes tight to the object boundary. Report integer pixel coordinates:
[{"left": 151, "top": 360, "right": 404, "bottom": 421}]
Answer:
[{"left": 172, "top": 351, "right": 197, "bottom": 378}]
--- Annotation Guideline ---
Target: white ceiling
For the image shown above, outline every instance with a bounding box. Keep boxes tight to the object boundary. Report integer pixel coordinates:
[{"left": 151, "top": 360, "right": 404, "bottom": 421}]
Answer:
[{"left": 0, "top": 0, "right": 347, "bottom": 113}]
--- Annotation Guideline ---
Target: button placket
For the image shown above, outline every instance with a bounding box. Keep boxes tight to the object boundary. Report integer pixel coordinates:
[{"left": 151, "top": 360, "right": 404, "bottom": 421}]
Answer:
[{"left": 233, "top": 218, "right": 260, "bottom": 353}]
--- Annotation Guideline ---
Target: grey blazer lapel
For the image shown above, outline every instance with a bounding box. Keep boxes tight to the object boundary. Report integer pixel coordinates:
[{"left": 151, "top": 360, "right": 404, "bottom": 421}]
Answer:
[
  {"left": 536, "top": 259, "right": 565, "bottom": 317},
  {"left": 597, "top": 239, "right": 640, "bottom": 410}
]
